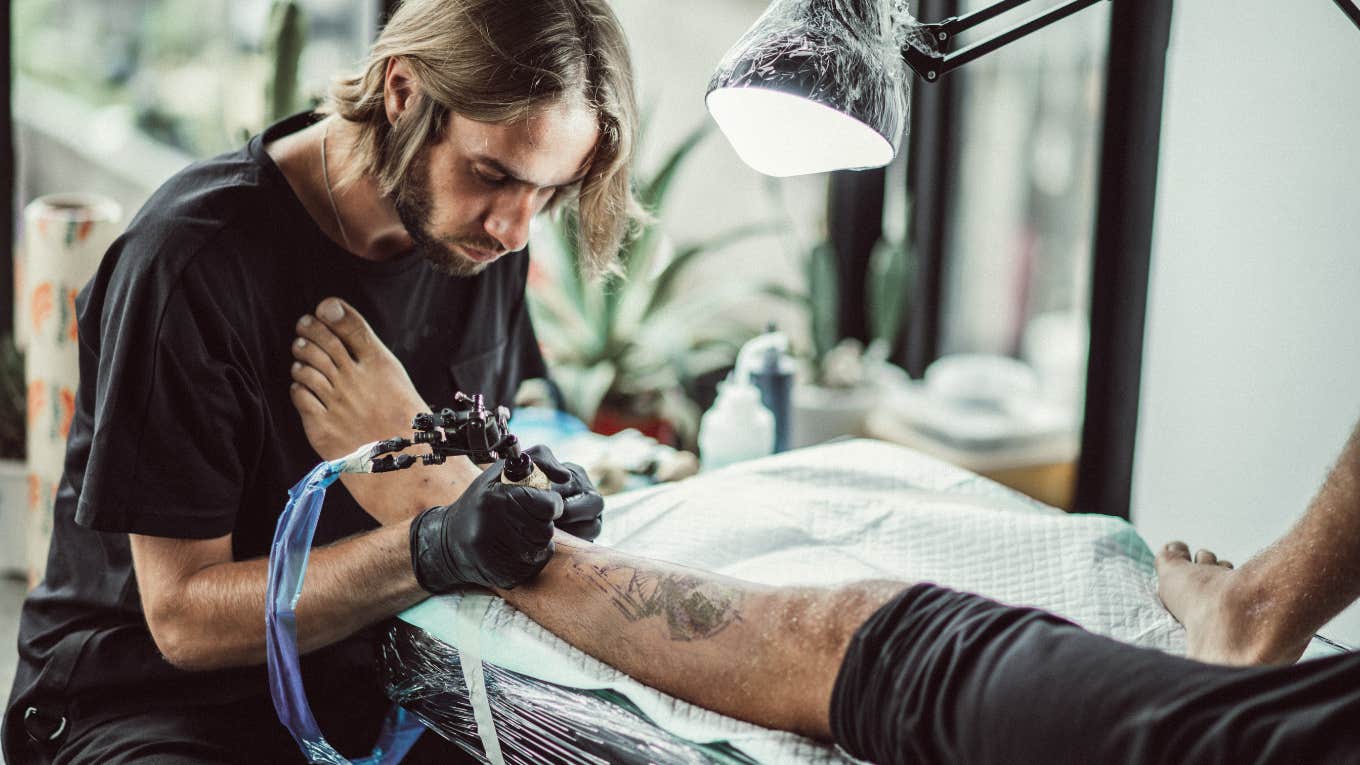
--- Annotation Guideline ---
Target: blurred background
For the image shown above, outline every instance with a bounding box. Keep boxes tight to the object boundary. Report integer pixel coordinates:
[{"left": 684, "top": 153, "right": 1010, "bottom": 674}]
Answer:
[{"left": 2, "top": 0, "right": 1359, "bottom": 685}]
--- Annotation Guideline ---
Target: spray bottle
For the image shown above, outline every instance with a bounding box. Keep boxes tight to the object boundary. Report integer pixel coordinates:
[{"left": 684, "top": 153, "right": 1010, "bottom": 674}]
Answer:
[
  {"left": 699, "top": 333, "right": 782, "bottom": 470},
  {"left": 743, "top": 327, "right": 795, "bottom": 452}
]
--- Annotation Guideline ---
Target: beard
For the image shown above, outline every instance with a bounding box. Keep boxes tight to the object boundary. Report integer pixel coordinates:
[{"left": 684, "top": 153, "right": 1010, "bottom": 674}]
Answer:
[{"left": 393, "top": 145, "right": 503, "bottom": 278}]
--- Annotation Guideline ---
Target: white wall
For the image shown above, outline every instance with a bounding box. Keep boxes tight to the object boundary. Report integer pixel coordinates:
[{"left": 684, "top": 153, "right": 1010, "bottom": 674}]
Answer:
[{"left": 1134, "top": 0, "right": 1360, "bottom": 643}]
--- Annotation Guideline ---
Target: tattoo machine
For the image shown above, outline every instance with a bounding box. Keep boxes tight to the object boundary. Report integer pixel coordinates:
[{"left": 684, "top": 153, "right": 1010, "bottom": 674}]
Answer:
[
  {"left": 363, "top": 391, "right": 551, "bottom": 490},
  {"left": 267, "top": 392, "right": 552, "bottom": 762}
]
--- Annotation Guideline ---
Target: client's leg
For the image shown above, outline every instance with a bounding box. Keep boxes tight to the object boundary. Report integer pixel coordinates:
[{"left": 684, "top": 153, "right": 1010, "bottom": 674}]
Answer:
[
  {"left": 1157, "top": 417, "right": 1360, "bottom": 664},
  {"left": 495, "top": 533, "right": 908, "bottom": 739},
  {"left": 502, "top": 535, "right": 1360, "bottom": 765}
]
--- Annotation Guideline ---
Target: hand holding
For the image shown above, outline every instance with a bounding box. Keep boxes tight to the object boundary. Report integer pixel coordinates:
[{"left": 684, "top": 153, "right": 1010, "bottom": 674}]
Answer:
[
  {"left": 525, "top": 445, "right": 605, "bottom": 541},
  {"left": 410, "top": 461, "right": 563, "bottom": 592}
]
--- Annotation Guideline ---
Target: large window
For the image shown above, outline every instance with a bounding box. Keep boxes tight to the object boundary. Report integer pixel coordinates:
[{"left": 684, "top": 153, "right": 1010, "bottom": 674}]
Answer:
[
  {"left": 14, "top": 0, "right": 374, "bottom": 158},
  {"left": 940, "top": 0, "right": 1109, "bottom": 410}
]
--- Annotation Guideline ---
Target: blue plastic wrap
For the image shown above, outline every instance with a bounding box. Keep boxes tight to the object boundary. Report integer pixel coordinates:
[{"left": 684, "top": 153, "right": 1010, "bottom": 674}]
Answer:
[{"left": 266, "top": 455, "right": 427, "bottom": 764}]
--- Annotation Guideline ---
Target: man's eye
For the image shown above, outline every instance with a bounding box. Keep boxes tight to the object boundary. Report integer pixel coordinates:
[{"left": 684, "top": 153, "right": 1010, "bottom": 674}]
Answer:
[{"left": 475, "top": 168, "right": 507, "bottom": 187}]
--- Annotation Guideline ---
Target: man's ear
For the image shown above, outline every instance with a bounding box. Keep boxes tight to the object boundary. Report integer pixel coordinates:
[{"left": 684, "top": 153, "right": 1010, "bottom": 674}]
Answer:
[{"left": 383, "top": 57, "right": 420, "bottom": 126}]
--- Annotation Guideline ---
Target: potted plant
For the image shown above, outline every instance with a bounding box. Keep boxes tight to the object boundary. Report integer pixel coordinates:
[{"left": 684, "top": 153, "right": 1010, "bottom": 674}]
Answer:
[
  {"left": 774, "top": 234, "right": 915, "bottom": 447},
  {"left": 526, "top": 122, "right": 775, "bottom": 447},
  {"left": 0, "top": 334, "right": 27, "bottom": 576}
]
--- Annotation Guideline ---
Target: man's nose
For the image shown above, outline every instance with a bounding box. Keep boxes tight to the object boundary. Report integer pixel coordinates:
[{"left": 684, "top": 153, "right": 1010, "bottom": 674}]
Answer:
[{"left": 485, "top": 189, "right": 538, "bottom": 253}]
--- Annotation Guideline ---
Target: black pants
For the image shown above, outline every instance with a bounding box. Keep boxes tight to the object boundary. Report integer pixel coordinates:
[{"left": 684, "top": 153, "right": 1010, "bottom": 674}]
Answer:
[{"left": 830, "top": 584, "right": 1360, "bottom": 765}]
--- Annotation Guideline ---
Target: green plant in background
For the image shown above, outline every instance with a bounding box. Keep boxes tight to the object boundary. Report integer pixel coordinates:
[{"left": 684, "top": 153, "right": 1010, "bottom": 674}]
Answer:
[
  {"left": 527, "top": 122, "right": 776, "bottom": 441},
  {"left": 775, "top": 233, "right": 915, "bottom": 388},
  {"left": 264, "top": 0, "right": 307, "bottom": 124},
  {"left": 866, "top": 235, "right": 915, "bottom": 359},
  {"left": 0, "top": 336, "right": 26, "bottom": 461}
]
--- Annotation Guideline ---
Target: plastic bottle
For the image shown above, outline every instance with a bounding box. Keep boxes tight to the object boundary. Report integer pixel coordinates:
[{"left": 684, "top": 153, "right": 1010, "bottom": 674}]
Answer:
[
  {"left": 745, "top": 331, "right": 795, "bottom": 452},
  {"left": 698, "top": 375, "right": 775, "bottom": 471}
]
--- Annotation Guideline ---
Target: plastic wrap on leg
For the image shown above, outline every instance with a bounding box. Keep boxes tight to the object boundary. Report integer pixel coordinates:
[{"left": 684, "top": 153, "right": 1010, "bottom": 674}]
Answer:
[{"left": 381, "top": 620, "right": 758, "bottom": 765}]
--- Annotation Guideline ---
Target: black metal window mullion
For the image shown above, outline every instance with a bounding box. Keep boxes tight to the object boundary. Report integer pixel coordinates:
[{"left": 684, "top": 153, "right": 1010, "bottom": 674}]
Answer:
[
  {"left": 826, "top": 168, "right": 886, "bottom": 344},
  {"left": 1074, "top": 0, "right": 1174, "bottom": 519},
  {"left": 901, "top": 0, "right": 961, "bottom": 377}
]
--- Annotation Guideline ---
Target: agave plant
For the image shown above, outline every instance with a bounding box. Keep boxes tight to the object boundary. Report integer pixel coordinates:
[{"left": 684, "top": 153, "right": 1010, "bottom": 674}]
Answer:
[
  {"left": 526, "top": 122, "right": 776, "bottom": 441},
  {"left": 769, "top": 232, "right": 915, "bottom": 388}
]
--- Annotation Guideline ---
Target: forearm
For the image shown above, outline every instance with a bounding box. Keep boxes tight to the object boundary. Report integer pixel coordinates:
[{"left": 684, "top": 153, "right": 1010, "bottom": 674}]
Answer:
[
  {"left": 496, "top": 533, "right": 908, "bottom": 739},
  {"left": 156, "top": 521, "right": 424, "bottom": 670},
  {"left": 1254, "top": 419, "right": 1360, "bottom": 629}
]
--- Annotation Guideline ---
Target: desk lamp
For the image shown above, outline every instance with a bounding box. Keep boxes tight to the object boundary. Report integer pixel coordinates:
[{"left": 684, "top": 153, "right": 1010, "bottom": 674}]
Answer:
[{"left": 707, "top": 0, "right": 1360, "bottom": 177}]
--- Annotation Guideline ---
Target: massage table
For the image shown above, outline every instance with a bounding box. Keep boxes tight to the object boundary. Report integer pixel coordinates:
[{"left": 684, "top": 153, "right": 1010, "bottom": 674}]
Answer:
[{"left": 378, "top": 439, "right": 1349, "bottom": 764}]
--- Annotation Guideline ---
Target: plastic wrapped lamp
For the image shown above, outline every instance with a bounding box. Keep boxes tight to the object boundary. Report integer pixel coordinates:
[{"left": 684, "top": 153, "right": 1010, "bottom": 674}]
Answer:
[
  {"left": 707, "top": 0, "right": 1118, "bottom": 177},
  {"left": 712, "top": 0, "right": 1359, "bottom": 178},
  {"left": 705, "top": 0, "right": 912, "bottom": 177}
]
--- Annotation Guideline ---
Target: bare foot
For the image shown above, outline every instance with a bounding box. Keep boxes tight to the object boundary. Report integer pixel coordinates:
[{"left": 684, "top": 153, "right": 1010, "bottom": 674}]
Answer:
[
  {"left": 1155, "top": 541, "right": 1309, "bottom": 666},
  {"left": 289, "top": 297, "right": 478, "bottom": 524}
]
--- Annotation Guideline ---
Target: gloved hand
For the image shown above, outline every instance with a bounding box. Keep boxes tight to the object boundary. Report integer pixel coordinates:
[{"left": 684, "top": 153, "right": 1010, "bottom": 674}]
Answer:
[
  {"left": 409, "top": 460, "right": 563, "bottom": 592},
  {"left": 525, "top": 445, "right": 605, "bottom": 541}
]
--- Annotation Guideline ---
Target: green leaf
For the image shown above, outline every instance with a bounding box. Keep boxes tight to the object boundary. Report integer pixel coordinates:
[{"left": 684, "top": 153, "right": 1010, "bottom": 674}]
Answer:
[
  {"left": 264, "top": 1, "right": 306, "bottom": 124},
  {"left": 641, "top": 122, "right": 711, "bottom": 212},
  {"left": 867, "top": 237, "right": 914, "bottom": 350},
  {"left": 636, "top": 280, "right": 774, "bottom": 356},
  {"left": 643, "top": 221, "right": 779, "bottom": 317},
  {"left": 759, "top": 283, "right": 811, "bottom": 307},
  {"left": 551, "top": 362, "right": 618, "bottom": 424},
  {"left": 526, "top": 287, "right": 597, "bottom": 363},
  {"left": 808, "top": 242, "right": 839, "bottom": 363}
]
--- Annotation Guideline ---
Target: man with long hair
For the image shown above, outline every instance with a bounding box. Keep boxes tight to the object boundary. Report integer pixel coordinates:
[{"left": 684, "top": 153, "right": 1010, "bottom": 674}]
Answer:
[{"left": 4, "top": 2, "right": 640, "bottom": 762}]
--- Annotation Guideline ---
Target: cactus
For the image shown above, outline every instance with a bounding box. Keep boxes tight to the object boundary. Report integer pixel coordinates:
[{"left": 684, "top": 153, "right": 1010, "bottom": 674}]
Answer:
[{"left": 264, "top": 0, "right": 307, "bottom": 124}]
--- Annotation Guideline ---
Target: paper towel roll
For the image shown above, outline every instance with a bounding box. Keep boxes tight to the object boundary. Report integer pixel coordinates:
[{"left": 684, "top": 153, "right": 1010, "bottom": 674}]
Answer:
[{"left": 21, "top": 193, "right": 122, "bottom": 584}]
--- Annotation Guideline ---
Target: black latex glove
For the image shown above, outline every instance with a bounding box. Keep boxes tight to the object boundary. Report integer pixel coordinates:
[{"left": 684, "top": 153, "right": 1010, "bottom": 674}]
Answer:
[
  {"left": 525, "top": 445, "right": 605, "bottom": 541},
  {"left": 410, "top": 460, "right": 563, "bottom": 592}
]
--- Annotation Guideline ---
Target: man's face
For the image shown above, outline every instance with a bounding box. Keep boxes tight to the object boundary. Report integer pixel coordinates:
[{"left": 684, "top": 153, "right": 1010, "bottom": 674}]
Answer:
[{"left": 394, "top": 100, "right": 599, "bottom": 276}]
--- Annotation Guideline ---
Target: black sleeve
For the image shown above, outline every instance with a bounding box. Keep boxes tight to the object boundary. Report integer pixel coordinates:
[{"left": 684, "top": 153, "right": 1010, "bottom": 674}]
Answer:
[{"left": 75, "top": 247, "right": 266, "bottom": 539}]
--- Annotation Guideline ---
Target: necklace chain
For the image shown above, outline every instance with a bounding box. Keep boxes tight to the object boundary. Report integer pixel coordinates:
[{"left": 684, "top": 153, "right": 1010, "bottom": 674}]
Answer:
[{"left": 320, "top": 121, "right": 353, "bottom": 252}]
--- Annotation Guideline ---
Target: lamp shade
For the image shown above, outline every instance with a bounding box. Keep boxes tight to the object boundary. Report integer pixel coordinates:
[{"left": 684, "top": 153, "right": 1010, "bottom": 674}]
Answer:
[{"left": 706, "top": 0, "right": 914, "bottom": 177}]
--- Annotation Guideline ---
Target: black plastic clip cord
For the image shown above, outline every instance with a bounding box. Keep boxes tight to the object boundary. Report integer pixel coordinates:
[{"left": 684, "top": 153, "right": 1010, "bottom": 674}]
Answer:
[{"left": 369, "top": 437, "right": 418, "bottom": 473}]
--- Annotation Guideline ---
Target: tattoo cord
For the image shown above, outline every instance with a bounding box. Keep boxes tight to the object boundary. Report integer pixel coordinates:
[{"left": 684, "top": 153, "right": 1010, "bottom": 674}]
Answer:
[
  {"left": 265, "top": 392, "right": 545, "bottom": 763},
  {"left": 266, "top": 442, "right": 427, "bottom": 764}
]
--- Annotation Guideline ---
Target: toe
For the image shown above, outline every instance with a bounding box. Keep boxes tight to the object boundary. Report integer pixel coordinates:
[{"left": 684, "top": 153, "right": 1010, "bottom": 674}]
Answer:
[
  {"left": 296, "top": 315, "right": 354, "bottom": 368},
  {"left": 1194, "top": 549, "right": 1219, "bottom": 566},
  {"left": 289, "top": 381, "right": 326, "bottom": 416},
  {"left": 315, "top": 297, "right": 377, "bottom": 360},
  {"left": 291, "top": 334, "right": 340, "bottom": 378},
  {"left": 1218, "top": 560, "right": 1234, "bottom": 570},
  {"left": 291, "top": 361, "right": 334, "bottom": 398},
  {"left": 1159, "top": 541, "right": 1192, "bottom": 563}
]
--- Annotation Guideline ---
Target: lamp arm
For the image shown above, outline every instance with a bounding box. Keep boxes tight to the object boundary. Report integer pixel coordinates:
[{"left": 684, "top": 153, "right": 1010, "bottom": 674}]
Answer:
[
  {"left": 1336, "top": 0, "right": 1360, "bottom": 32},
  {"left": 933, "top": 0, "right": 1035, "bottom": 39},
  {"left": 902, "top": 0, "right": 1110, "bottom": 81}
]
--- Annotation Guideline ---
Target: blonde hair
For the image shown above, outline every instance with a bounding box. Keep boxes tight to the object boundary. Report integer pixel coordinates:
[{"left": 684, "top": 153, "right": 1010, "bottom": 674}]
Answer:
[{"left": 327, "top": 0, "right": 644, "bottom": 277}]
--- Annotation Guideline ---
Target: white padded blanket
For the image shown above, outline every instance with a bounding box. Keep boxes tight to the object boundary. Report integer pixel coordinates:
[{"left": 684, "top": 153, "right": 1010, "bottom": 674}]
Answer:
[{"left": 399, "top": 439, "right": 1186, "bottom": 763}]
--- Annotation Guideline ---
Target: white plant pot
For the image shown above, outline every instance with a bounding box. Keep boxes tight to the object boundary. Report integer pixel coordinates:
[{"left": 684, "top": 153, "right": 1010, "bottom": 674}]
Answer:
[
  {"left": 0, "top": 459, "right": 28, "bottom": 577},
  {"left": 791, "top": 384, "right": 879, "bottom": 449}
]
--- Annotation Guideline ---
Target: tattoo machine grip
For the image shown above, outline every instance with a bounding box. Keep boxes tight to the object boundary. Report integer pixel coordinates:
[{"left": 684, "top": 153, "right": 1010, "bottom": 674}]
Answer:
[{"left": 498, "top": 434, "right": 552, "bottom": 491}]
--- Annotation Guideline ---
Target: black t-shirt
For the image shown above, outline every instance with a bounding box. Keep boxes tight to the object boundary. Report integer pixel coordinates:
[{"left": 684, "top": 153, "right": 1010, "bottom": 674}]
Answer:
[{"left": 5, "top": 113, "right": 546, "bottom": 753}]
